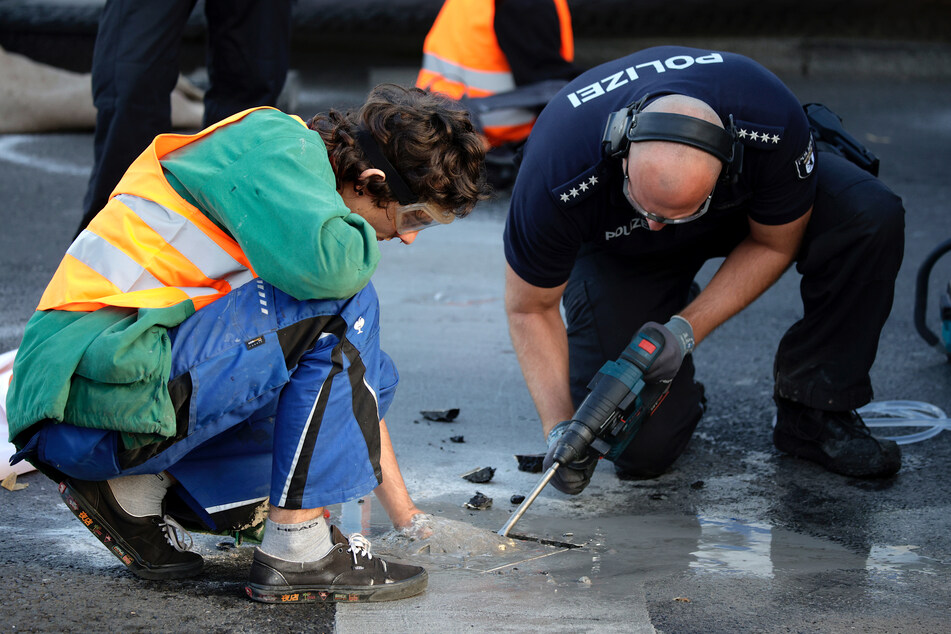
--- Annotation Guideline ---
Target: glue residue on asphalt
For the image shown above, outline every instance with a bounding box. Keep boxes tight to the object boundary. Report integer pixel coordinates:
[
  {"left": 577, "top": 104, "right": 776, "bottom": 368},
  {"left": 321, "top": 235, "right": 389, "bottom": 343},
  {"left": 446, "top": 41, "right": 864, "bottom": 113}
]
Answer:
[
  {"left": 329, "top": 497, "right": 520, "bottom": 564},
  {"left": 374, "top": 514, "right": 516, "bottom": 559}
]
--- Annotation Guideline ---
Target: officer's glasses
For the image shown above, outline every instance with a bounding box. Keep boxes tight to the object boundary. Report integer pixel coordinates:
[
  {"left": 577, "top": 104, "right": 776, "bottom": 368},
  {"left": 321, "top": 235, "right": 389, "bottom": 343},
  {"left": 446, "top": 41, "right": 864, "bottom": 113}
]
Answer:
[
  {"left": 394, "top": 202, "right": 455, "bottom": 235},
  {"left": 622, "top": 170, "right": 712, "bottom": 225}
]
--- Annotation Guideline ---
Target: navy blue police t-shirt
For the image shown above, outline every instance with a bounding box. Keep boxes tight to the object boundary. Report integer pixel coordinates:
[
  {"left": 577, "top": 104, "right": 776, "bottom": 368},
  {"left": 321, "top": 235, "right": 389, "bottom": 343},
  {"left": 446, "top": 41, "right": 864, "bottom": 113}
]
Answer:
[{"left": 503, "top": 46, "right": 817, "bottom": 289}]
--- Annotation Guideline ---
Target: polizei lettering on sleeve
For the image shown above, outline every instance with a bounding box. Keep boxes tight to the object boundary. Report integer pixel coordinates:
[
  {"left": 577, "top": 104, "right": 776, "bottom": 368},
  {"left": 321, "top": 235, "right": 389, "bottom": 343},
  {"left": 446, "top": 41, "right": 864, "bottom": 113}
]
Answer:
[{"left": 565, "top": 53, "right": 724, "bottom": 108}]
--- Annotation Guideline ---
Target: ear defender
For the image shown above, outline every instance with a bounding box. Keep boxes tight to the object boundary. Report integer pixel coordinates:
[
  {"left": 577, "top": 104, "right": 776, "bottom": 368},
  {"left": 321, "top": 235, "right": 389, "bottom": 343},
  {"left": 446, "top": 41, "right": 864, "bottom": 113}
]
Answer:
[{"left": 601, "top": 94, "right": 743, "bottom": 184}]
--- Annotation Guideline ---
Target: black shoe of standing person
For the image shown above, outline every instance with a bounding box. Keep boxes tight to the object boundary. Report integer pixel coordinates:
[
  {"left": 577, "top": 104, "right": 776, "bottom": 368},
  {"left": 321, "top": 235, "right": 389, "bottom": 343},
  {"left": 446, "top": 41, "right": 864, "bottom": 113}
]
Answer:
[
  {"left": 245, "top": 525, "right": 428, "bottom": 604},
  {"left": 60, "top": 479, "right": 204, "bottom": 580},
  {"left": 773, "top": 397, "right": 901, "bottom": 478}
]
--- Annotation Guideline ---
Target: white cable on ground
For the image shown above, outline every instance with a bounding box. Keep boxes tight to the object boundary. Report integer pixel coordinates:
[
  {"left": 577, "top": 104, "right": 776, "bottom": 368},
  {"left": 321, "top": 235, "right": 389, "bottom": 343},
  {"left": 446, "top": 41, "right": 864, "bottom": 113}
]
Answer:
[{"left": 858, "top": 400, "right": 951, "bottom": 445}]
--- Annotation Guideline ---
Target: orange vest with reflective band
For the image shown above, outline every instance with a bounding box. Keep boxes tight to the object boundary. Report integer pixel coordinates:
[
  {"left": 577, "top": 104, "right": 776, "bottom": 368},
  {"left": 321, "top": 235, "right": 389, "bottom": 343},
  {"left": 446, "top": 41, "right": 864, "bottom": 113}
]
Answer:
[
  {"left": 36, "top": 107, "right": 295, "bottom": 313},
  {"left": 416, "top": 0, "right": 573, "bottom": 147}
]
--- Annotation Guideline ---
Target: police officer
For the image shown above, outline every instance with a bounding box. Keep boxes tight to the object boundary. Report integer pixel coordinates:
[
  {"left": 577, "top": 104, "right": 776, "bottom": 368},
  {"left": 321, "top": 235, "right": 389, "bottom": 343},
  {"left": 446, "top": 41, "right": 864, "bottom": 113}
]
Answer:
[{"left": 503, "top": 46, "right": 905, "bottom": 492}]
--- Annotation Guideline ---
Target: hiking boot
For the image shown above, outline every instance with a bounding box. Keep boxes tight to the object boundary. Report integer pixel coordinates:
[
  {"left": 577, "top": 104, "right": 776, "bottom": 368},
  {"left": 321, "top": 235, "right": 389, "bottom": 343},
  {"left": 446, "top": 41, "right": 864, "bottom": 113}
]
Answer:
[
  {"left": 60, "top": 479, "right": 203, "bottom": 580},
  {"left": 773, "top": 397, "right": 901, "bottom": 478},
  {"left": 245, "top": 525, "right": 428, "bottom": 604}
]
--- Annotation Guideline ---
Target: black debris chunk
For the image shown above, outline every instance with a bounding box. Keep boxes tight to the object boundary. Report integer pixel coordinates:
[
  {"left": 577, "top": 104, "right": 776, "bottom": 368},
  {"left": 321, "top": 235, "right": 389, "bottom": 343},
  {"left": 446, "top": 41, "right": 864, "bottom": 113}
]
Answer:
[
  {"left": 510, "top": 494, "right": 526, "bottom": 505},
  {"left": 420, "top": 408, "right": 460, "bottom": 422},
  {"left": 450, "top": 435, "right": 465, "bottom": 443},
  {"left": 464, "top": 491, "right": 493, "bottom": 510},
  {"left": 690, "top": 480, "right": 705, "bottom": 490},
  {"left": 649, "top": 493, "right": 668, "bottom": 501},
  {"left": 515, "top": 453, "right": 545, "bottom": 473},
  {"left": 461, "top": 466, "right": 495, "bottom": 483}
]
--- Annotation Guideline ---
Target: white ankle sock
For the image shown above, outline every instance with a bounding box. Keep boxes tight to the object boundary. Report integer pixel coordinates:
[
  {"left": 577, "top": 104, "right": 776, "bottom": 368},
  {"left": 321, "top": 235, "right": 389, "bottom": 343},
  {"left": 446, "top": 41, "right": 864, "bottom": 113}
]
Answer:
[
  {"left": 260, "top": 515, "right": 335, "bottom": 562},
  {"left": 107, "top": 472, "right": 173, "bottom": 518}
]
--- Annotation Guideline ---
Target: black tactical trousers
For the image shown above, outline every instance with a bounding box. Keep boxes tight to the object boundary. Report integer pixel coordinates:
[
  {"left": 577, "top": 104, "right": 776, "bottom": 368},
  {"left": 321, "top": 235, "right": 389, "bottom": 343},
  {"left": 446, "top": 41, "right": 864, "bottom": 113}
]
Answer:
[
  {"left": 562, "top": 152, "right": 905, "bottom": 477},
  {"left": 78, "top": 0, "right": 292, "bottom": 236}
]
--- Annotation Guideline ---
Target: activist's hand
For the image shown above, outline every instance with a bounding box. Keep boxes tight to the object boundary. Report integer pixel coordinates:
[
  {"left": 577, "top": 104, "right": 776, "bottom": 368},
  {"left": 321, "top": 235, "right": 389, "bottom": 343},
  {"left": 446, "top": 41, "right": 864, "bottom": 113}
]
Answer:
[
  {"left": 639, "top": 315, "right": 694, "bottom": 383},
  {"left": 397, "top": 513, "right": 435, "bottom": 540},
  {"left": 543, "top": 421, "right": 598, "bottom": 495}
]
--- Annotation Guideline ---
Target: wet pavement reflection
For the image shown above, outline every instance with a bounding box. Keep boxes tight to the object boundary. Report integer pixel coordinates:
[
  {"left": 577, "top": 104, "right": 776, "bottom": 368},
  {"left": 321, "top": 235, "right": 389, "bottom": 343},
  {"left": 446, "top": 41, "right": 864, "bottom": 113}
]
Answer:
[{"left": 330, "top": 495, "right": 946, "bottom": 587}]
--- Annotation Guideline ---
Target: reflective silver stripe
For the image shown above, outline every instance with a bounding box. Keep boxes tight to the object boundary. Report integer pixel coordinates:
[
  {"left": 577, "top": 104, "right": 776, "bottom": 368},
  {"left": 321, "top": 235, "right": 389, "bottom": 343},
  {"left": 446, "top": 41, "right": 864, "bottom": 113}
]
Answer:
[
  {"left": 68, "top": 231, "right": 220, "bottom": 299},
  {"left": 175, "top": 286, "right": 220, "bottom": 298},
  {"left": 205, "top": 496, "right": 268, "bottom": 515},
  {"left": 115, "top": 194, "right": 254, "bottom": 293},
  {"left": 481, "top": 107, "right": 537, "bottom": 129},
  {"left": 68, "top": 229, "right": 164, "bottom": 293},
  {"left": 421, "top": 52, "right": 516, "bottom": 94},
  {"left": 362, "top": 376, "right": 380, "bottom": 419},
  {"left": 278, "top": 381, "right": 325, "bottom": 507}
]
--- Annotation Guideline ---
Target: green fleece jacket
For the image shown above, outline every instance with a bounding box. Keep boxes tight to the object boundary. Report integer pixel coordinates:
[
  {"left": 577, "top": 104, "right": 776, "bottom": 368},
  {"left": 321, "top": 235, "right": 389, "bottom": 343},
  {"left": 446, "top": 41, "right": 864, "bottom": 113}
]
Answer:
[{"left": 7, "top": 109, "right": 380, "bottom": 448}]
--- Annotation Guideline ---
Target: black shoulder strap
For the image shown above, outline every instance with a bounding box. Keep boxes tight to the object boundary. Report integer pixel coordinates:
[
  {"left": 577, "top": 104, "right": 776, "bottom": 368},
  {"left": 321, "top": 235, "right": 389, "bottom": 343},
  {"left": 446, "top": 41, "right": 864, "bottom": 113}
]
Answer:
[{"left": 803, "top": 103, "right": 879, "bottom": 176}]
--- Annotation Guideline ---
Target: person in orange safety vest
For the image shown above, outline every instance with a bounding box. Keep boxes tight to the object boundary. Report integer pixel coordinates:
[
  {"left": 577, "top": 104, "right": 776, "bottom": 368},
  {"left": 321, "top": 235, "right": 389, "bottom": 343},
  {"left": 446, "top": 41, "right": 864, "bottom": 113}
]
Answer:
[
  {"left": 416, "top": 0, "right": 581, "bottom": 148},
  {"left": 7, "top": 85, "right": 488, "bottom": 604}
]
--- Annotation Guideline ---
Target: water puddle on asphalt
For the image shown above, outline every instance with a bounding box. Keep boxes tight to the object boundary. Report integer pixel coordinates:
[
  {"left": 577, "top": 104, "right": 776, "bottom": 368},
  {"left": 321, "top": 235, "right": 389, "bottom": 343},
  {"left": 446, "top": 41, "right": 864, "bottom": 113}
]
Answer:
[
  {"left": 689, "top": 514, "right": 946, "bottom": 580},
  {"left": 327, "top": 497, "right": 947, "bottom": 583},
  {"left": 866, "top": 544, "right": 943, "bottom": 577},
  {"left": 327, "top": 497, "right": 584, "bottom": 575}
]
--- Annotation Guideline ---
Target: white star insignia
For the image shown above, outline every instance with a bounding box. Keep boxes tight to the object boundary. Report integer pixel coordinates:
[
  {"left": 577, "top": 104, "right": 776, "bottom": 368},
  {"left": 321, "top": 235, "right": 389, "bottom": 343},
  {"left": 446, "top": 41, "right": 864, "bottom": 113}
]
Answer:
[
  {"left": 560, "top": 192, "right": 570, "bottom": 203},
  {"left": 578, "top": 182, "right": 589, "bottom": 192},
  {"left": 588, "top": 176, "right": 598, "bottom": 185},
  {"left": 738, "top": 129, "right": 749, "bottom": 139},
  {"left": 750, "top": 131, "right": 761, "bottom": 141},
  {"left": 569, "top": 188, "right": 579, "bottom": 197},
  {"left": 771, "top": 134, "right": 780, "bottom": 143}
]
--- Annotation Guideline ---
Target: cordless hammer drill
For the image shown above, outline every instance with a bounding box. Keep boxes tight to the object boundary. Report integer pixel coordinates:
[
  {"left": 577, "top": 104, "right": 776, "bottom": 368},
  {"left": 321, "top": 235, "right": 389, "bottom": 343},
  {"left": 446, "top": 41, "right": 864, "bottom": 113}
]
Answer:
[{"left": 499, "top": 326, "right": 671, "bottom": 537}]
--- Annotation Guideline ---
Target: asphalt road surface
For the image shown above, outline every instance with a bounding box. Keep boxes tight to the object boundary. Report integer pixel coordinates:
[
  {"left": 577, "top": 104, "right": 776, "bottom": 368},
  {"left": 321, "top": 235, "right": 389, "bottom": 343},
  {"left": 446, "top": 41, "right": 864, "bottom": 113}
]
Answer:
[{"left": 1, "top": 56, "right": 950, "bottom": 632}]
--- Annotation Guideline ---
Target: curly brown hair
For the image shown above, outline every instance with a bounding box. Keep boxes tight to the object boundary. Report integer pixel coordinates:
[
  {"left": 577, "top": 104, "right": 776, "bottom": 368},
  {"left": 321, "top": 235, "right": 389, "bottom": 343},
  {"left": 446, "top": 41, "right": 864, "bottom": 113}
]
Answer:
[{"left": 307, "top": 84, "right": 489, "bottom": 217}]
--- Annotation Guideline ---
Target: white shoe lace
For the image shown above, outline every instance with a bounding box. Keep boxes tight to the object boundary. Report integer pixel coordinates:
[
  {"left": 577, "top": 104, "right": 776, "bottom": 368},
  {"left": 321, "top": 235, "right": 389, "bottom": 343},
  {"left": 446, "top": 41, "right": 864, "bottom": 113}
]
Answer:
[
  {"left": 346, "top": 532, "right": 373, "bottom": 564},
  {"left": 159, "top": 515, "right": 194, "bottom": 553}
]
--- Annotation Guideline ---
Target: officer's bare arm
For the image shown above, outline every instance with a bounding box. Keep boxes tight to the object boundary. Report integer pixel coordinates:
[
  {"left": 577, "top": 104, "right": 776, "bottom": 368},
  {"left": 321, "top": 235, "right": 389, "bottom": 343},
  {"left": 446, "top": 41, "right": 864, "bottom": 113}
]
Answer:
[
  {"left": 504, "top": 263, "right": 574, "bottom": 438},
  {"left": 681, "top": 208, "right": 812, "bottom": 344}
]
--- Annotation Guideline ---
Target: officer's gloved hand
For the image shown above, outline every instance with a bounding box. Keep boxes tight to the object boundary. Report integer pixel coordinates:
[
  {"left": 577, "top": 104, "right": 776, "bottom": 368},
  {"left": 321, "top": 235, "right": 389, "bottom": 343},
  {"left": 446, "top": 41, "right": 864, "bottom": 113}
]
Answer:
[
  {"left": 543, "top": 421, "right": 598, "bottom": 495},
  {"left": 640, "top": 315, "right": 695, "bottom": 383}
]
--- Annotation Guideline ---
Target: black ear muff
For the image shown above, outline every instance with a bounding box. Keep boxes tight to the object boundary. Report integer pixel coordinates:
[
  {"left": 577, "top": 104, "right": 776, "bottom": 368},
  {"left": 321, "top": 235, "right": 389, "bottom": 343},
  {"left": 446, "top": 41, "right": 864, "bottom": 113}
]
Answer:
[
  {"left": 601, "top": 96, "right": 743, "bottom": 184},
  {"left": 627, "top": 112, "right": 733, "bottom": 163}
]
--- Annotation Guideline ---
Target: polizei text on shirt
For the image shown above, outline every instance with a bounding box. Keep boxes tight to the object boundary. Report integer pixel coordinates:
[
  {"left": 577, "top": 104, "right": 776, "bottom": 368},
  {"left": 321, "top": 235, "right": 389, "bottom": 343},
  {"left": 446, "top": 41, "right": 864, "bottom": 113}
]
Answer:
[{"left": 565, "top": 53, "right": 724, "bottom": 108}]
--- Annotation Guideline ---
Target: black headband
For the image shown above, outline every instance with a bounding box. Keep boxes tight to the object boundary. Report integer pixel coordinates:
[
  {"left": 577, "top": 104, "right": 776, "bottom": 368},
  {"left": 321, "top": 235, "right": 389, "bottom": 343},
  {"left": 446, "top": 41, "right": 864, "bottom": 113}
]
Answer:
[
  {"left": 354, "top": 127, "right": 418, "bottom": 205},
  {"left": 626, "top": 112, "right": 736, "bottom": 164},
  {"left": 601, "top": 93, "right": 743, "bottom": 183}
]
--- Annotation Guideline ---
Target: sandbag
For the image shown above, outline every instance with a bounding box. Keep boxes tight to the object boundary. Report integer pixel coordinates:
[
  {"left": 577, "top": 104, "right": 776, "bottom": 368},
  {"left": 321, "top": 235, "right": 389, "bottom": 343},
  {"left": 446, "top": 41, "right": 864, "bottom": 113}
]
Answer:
[{"left": 0, "top": 46, "right": 204, "bottom": 133}]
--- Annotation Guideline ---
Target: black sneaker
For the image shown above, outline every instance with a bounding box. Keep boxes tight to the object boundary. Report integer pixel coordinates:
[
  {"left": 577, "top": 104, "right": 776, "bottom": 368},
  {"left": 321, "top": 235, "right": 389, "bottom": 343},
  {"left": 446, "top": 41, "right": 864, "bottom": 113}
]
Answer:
[
  {"left": 60, "top": 479, "right": 203, "bottom": 580},
  {"left": 245, "top": 525, "right": 428, "bottom": 604},
  {"left": 773, "top": 398, "right": 901, "bottom": 478}
]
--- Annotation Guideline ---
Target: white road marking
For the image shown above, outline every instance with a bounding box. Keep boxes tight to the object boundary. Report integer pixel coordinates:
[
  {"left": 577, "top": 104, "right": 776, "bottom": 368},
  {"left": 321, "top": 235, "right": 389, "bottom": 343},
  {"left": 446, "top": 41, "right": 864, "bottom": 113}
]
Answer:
[{"left": 0, "top": 135, "right": 89, "bottom": 177}]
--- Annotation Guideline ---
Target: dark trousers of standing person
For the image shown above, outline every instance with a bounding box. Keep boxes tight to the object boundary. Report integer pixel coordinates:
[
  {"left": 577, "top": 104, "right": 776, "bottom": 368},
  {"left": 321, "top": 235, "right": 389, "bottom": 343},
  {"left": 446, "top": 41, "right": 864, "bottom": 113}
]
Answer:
[
  {"left": 77, "top": 0, "right": 293, "bottom": 237},
  {"left": 562, "top": 152, "right": 906, "bottom": 478}
]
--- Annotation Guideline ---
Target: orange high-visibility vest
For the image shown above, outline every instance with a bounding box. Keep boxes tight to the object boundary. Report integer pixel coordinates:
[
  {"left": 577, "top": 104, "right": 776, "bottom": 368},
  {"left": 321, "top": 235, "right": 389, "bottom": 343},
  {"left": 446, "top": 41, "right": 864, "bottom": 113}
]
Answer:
[
  {"left": 37, "top": 107, "right": 298, "bottom": 313},
  {"left": 416, "top": 0, "right": 573, "bottom": 147}
]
